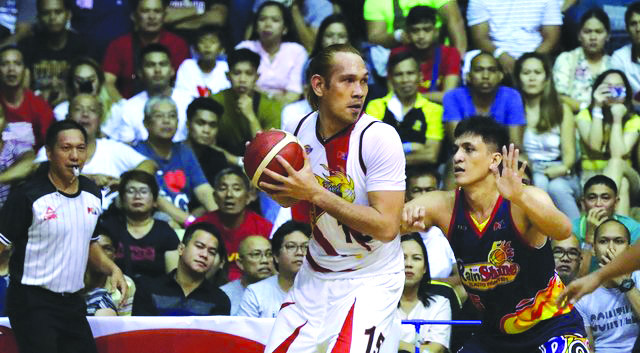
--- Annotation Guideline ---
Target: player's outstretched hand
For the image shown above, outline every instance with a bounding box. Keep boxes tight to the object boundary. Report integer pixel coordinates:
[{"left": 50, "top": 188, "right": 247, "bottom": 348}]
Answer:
[
  {"left": 401, "top": 204, "right": 427, "bottom": 233},
  {"left": 556, "top": 272, "right": 601, "bottom": 308},
  {"left": 491, "top": 144, "right": 527, "bottom": 202},
  {"left": 260, "top": 154, "right": 322, "bottom": 202}
]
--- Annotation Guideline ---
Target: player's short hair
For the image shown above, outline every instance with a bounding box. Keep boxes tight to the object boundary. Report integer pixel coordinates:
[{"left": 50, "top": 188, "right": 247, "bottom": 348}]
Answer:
[
  {"left": 119, "top": 170, "right": 160, "bottom": 201},
  {"left": 271, "top": 221, "right": 311, "bottom": 257},
  {"left": 0, "top": 45, "right": 22, "bottom": 61},
  {"left": 625, "top": 2, "right": 640, "bottom": 28},
  {"left": 406, "top": 165, "right": 441, "bottom": 186},
  {"left": 187, "top": 97, "right": 224, "bottom": 121},
  {"left": 594, "top": 218, "right": 630, "bottom": 243},
  {"left": 387, "top": 49, "right": 418, "bottom": 77},
  {"left": 453, "top": 116, "right": 510, "bottom": 153},
  {"left": 406, "top": 6, "right": 438, "bottom": 27},
  {"left": 143, "top": 95, "right": 177, "bottom": 122},
  {"left": 583, "top": 174, "right": 618, "bottom": 196},
  {"left": 227, "top": 48, "right": 261, "bottom": 72},
  {"left": 307, "top": 44, "right": 363, "bottom": 110},
  {"left": 400, "top": 233, "right": 434, "bottom": 306},
  {"left": 45, "top": 120, "right": 87, "bottom": 149},
  {"left": 214, "top": 166, "right": 251, "bottom": 191},
  {"left": 139, "top": 43, "right": 172, "bottom": 70}
]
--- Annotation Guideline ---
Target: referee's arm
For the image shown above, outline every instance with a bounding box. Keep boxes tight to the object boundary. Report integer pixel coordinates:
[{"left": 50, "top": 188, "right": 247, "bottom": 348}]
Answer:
[
  {"left": 88, "top": 240, "right": 128, "bottom": 304},
  {"left": 0, "top": 185, "right": 33, "bottom": 251}
]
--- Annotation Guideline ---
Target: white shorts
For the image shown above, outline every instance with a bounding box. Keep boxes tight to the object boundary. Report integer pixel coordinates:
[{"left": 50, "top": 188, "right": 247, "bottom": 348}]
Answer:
[{"left": 264, "top": 264, "right": 404, "bottom": 353}]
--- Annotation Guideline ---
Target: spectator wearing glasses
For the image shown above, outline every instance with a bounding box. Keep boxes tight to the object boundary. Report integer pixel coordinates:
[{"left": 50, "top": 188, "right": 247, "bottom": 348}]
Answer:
[
  {"left": 574, "top": 220, "right": 640, "bottom": 352},
  {"left": 551, "top": 234, "right": 582, "bottom": 286},
  {"left": 237, "top": 221, "right": 310, "bottom": 318},
  {"left": 220, "top": 235, "right": 274, "bottom": 315},
  {"left": 101, "top": 170, "right": 180, "bottom": 282}
]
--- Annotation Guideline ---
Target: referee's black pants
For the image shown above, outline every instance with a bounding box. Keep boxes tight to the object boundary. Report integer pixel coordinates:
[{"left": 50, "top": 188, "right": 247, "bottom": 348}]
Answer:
[{"left": 6, "top": 282, "right": 97, "bottom": 353}]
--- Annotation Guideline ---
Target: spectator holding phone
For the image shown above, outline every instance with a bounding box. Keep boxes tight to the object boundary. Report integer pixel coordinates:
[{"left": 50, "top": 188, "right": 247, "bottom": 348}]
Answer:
[{"left": 576, "top": 70, "right": 640, "bottom": 215}]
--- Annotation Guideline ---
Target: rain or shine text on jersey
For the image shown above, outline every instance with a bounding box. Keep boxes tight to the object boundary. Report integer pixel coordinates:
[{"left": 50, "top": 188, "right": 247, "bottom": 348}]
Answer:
[{"left": 288, "top": 112, "right": 405, "bottom": 279}]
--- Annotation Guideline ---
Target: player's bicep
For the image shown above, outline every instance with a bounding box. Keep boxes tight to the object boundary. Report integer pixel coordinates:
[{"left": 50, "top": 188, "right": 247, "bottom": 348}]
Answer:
[{"left": 0, "top": 189, "right": 32, "bottom": 245}]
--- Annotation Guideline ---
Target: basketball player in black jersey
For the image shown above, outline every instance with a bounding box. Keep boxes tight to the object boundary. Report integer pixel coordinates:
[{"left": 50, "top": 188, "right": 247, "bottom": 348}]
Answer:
[{"left": 402, "top": 116, "right": 589, "bottom": 352}]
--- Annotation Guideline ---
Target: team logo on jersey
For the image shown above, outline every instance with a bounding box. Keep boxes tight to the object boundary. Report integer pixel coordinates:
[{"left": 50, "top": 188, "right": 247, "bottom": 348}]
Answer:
[
  {"left": 43, "top": 207, "right": 57, "bottom": 221},
  {"left": 304, "top": 145, "right": 313, "bottom": 154},
  {"left": 315, "top": 164, "right": 355, "bottom": 203},
  {"left": 493, "top": 219, "right": 505, "bottom": 231},
  {"left": 459, "top": 241, "right": 520, "bottom": 291},
  {"left": 87, "top": 207, "right": 98, "bottom": 215}
]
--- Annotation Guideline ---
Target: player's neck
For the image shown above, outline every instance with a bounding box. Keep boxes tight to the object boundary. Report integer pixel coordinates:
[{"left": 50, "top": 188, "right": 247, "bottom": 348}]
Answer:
[
  {"left": 316, "top": 112, "right": 350, "bottom": 141},
  {"left": 401, "top": 284, "right": 419, "bottom": 302},
  {"left": 148, "top": 137, "right": 173, "bottom": 159},
  {"left": 1, "top": 86, "right": 24, "bottom": 108},
  {"left": 45, "top": 30, "right": 69, "bottom": 51},
  {"left": 463, "top": 178, "right": 500, "bottom": 216}
]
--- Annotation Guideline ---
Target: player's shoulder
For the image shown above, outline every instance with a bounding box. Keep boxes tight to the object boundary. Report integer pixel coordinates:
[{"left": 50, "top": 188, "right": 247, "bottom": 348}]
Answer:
[{"left": 358, "top": 113, "right": 399, "bottom": 136}]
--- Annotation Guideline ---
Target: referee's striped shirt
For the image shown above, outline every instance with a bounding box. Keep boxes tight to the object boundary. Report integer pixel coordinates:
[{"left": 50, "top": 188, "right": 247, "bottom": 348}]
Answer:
[{"left": 0, "top": 172, "right": 102, "bottom": 293}]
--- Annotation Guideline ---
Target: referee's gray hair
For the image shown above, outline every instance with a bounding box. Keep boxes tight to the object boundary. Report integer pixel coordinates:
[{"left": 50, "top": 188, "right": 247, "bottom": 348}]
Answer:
[{"left": 143, "top": 95, "right": 177, "bottom": 122}]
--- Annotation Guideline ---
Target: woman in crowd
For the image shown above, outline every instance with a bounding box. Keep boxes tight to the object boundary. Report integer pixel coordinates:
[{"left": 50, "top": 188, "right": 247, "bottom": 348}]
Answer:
[
  {"left": 515, "top": 52, "right": 580, "bottom": 220},
  {"left": 236, "top": 1, "right": 307, "bottom": 106},
  {"left": 54, "top": 57, "right": 119, "bottom": 124},
  {"left": 577, "top": 70, "right": 640, "bottom": 215},
  {"left": 553, "top": 9, "right": 611, "bottom": 114},
  {"left": 397, "top": 233, "right": 451, "bottom": 353},
  {"left": 101, "top": 170, "right": 181, "bottom": 282}
]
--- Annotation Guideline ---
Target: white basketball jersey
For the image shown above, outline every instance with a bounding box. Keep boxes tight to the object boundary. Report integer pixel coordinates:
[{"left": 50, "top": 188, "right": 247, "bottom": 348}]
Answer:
[{"left": 287, "top": 112, "right": 405, "bottom": 279}]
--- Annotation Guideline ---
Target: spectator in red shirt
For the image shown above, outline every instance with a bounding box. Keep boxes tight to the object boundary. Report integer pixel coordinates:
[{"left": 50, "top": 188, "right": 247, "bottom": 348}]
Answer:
[
  {"left": 391, "top": 6, "right": 461, "bottom": 104},
  {"left": 0, "top": 46, "right": 54, "bottom": 150},
  {"left": 102, "top": 0, "right": 190, "bottom": 101},
  {"left": 194, "top": 167, "right": 272, "bottom": 280}
]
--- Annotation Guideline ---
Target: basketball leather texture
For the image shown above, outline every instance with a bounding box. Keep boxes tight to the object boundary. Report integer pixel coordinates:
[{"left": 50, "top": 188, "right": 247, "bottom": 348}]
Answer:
[{"left": 244, "top": 130, "right": 305, "bottom": 189}]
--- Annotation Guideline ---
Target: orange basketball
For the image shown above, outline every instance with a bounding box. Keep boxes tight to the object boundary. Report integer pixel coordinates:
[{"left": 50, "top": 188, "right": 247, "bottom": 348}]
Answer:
[{"left": 243, "top": 130, "right": 305, "bottom": 189}]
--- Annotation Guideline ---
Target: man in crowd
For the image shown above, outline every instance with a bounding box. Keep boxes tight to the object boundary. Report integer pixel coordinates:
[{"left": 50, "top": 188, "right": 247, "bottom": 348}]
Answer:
[
  {"left": 237, "top": 221, "right": 311, "bottom": 318},
  {"left": 552, "top": 234, "right": 582, "bottom": 285},
  {"left": 220, "top": 235, "right": 274, "bottom": 315},
  {"left": 195, "top": 167, "right": 272, "bottom": 280},
  {"left": 19, "top": 0, "right": 86, "bottom": 107},
  {"left": 103, "top": 43, "right": 193, "bottom": 144},
  {"left": 0, "top": 46, "right": 54, "bottom": 150},
  {"left": 102, "top": 0, "right": 189, "bottom": 101},
  {"left": 211, "top": 48, "right": 282, "bottom": 158},
  {"left": 391, "top": 6, "right": 461, "bottom": 103},
  {"left": 574, "top": 220, "right": 640, "bottom": 352},
  {"left": 0, "top": 120, "right": 127, "bottom": 353},
  {"left": 184, "top": 97, "right": 232, "bottom": 185},
  {"left": 573, "top": 175, "right": 640, "bottom": 275},
  {"left": 366, "top": 50, "right": 444, "bottom": 166},
  {"left": 132, "top": 222, "right": 230, "bottom": 316},
  {"left": 468, "top": 0, "right": 562, "bottom": 75},
  {"left": 133, "top": 96, "right": 216, "bottom": 227}
]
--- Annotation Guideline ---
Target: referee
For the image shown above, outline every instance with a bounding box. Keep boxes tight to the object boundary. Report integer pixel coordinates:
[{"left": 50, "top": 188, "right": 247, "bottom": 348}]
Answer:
[{"left": 0, "top": 120, "right": 127, "bottom": 353}]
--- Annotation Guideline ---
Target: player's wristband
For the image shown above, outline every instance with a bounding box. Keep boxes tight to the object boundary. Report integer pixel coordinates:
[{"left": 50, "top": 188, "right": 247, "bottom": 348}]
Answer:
[{"left": 403, "top": 142, "right": 413, "bottom": 154}]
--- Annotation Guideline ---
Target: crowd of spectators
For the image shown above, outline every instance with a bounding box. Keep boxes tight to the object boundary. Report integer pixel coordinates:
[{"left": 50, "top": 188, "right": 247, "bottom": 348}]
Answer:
[{"left": 2, "top": 0, "right": 640, "bottom": 351}]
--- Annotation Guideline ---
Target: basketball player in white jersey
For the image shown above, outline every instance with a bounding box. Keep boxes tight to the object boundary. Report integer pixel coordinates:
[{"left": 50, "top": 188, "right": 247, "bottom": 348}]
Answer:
[{"left": 259, "top": 44, "right": 406, "bottom": 352}]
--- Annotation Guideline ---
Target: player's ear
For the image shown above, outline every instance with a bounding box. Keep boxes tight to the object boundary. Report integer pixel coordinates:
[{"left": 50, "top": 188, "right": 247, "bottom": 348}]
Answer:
[
  {"left": 310, "top": 74, "right": 325, "bottom": 98},
  {"left": 177, "top": 243, "right": 185, "bottom": 256},
  {"left": 490, "top": 151, "right": 502, "bottom": 170}
]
